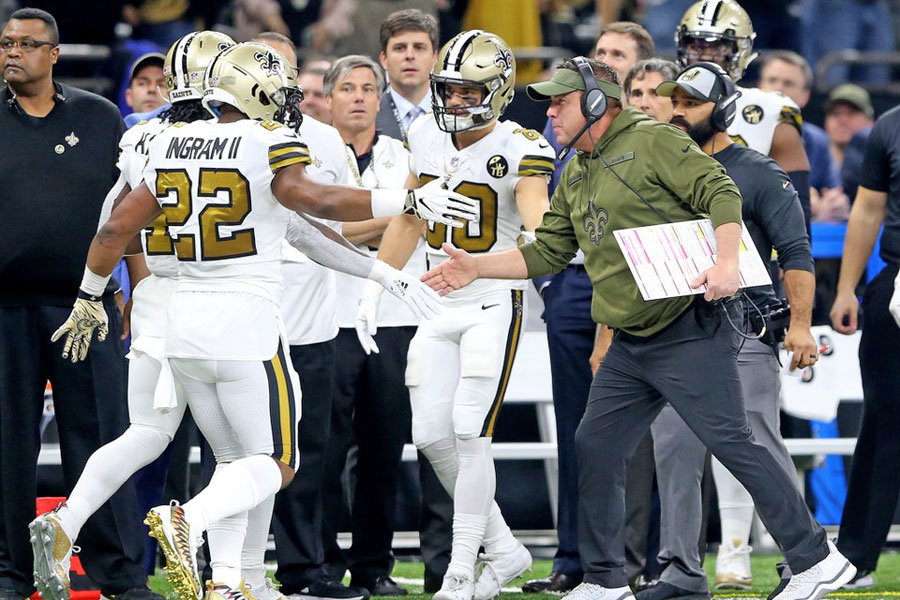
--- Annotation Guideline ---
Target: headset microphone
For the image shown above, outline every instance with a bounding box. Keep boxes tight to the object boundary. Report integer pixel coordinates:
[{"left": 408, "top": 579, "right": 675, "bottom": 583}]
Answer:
[{"left": 557, "top": 118, "right": 596, "bottom": 161}]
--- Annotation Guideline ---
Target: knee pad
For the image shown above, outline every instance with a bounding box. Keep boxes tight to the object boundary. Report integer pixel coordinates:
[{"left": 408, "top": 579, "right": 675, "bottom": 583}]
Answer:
[{"left": 459, "top": 330, "right": 501, "bottom": 379}]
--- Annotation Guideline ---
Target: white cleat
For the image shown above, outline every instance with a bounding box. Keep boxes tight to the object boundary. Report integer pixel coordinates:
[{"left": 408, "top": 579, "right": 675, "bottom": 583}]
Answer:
[
  {"left": 714, "top": 540, "right": 753, "bottom": 590},
  {"left": 474, "top": 543, "right": 533, "bottom": 600},
  {"left": 433, "top": 571, "right": 475, "bottom": 600},
  {"left": 770, "top": 541, "right": 856, "bottom": 600},
  {"left": 29, "top": 510, "right": 74, "bottom": 600},
  {"left": 561, "top": 583, "right": 634, "bottom": 600},
  {"left": 241, "top": 578, "right": 285, "bottom": 600}
]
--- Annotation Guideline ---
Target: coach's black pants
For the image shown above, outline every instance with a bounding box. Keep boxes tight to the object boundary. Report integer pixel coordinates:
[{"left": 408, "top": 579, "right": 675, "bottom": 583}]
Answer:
[
  {"left": 322, "top": 327, "right": 415, "bottom": 586},
  {"left": 0, "top": 301, "right": 146, "bottom": 596},
  {"left": 576, "top": 299, "right": 828, "bottom": 588},
  {"left": 273, "top": 339, "right": 337, "bottom": 592},
  {"left": 838, "top": 263, "right": 900, "bottom": 572}
]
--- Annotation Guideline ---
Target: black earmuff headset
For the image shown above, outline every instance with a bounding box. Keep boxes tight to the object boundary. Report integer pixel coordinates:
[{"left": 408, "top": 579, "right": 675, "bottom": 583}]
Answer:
[
  {"left": 573, "top": 56, "right": 608, "bottom": 122},
  {"left": 692, "top": 61, "right": 742, "bottom": 132}
]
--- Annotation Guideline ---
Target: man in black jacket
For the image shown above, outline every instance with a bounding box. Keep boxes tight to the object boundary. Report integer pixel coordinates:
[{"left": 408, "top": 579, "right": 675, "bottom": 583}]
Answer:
[{"left": 0, "top": 8, "right": 152, "bottom": 600}]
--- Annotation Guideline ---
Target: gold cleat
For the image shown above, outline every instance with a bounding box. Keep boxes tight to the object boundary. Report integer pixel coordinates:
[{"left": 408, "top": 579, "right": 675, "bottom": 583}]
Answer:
[
  {"left": 29, "top": 508, "right": 73, "bottom": 600},
  {"left": 145, "top": 502, "right": 201, "bottom": 600}
]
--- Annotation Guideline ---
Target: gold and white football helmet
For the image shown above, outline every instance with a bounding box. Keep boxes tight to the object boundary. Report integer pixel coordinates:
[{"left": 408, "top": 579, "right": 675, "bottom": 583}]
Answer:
[
  {"left": 163, "top": 30, "right": 235, "bottom": 103},
  {"left": 675, "top": 0, "right": 757, "bottom": 81},
  {"left": 203, "top": 42, "right": 293, "bottom": 122},
  {"left": 431, "top": 30, "right": 516, "bottom": 133}
]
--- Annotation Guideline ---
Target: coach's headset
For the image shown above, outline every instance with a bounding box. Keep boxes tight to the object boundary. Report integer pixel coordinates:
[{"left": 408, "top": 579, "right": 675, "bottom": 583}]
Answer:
[
  {"left": 683, "top": 61, "right": 742, "bottom": 133},
  {"left": 556, "top": 56, "right": 619, "bottom": 160}
]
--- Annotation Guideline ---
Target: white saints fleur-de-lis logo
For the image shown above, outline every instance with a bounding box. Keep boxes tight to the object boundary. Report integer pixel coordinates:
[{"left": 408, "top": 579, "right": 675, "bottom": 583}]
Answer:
[{"left": 65, "top": 131, "right": 79, "bottom": 146}]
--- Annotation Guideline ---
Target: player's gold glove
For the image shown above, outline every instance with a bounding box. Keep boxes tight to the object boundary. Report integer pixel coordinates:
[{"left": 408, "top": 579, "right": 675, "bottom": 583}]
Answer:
[{"left": 51, "top": 293, "right": 109, "bottom": 363}]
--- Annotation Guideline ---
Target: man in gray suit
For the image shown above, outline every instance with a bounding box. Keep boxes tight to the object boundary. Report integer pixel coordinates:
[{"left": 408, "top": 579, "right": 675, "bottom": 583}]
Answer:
[{"left": 376, "top": 9, "right": 437, "bottom": 141}]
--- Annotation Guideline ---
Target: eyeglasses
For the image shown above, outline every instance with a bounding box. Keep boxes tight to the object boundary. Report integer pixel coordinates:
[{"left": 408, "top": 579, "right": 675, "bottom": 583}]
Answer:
[{"left": 0, "top": 39, "right": 57, "bottom": 52}]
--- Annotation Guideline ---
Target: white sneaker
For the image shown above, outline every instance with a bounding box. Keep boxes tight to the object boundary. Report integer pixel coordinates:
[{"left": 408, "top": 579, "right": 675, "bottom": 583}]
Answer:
[
  {"left": 714, "top": 540, "right": 753, "bottom": 590},
  {"left": 770, "top": 541, "right": 857, "bottom": 600},
  {"left": 433, "top": 571, "right": 475, "bottom": 600},
  {"left": 242, "top": 579, "right": 285, "bottom": 600},
  {"left": 474, "top": 542, "right": 533, "bottom": 600},
  {"left": 561, "top": 582, "right": 634, "bottom": 600}
]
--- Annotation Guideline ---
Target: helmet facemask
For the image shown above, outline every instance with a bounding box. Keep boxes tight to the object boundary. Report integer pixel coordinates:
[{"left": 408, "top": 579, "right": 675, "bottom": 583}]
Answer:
[
  {"left": 275, "top": 83, "right": 306, "bottom": 132},
  {"left": 431, "top": 73, "right": 508, "bottom": 133},
  {"left": 676, "top": 30, "right": 752, "bottom": 80}
]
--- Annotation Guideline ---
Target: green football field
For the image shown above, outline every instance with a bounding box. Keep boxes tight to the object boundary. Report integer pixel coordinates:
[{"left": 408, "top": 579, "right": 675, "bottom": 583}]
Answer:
[{"left": 148, "top": 553, "right": 900, "bottom": 599}]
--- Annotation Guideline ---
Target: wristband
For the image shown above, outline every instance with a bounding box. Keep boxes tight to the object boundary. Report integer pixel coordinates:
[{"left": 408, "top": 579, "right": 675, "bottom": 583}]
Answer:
[
  {"left": 370, "top": 189, "right": 405, "bottom": 218},
  {"left": 79, "top": 266, "right": 111, "bottom": 300}
]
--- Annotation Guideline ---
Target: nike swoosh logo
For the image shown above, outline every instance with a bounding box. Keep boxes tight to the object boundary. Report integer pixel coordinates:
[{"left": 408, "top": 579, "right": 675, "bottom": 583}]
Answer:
[
  {"left": 481, "top": 303, "right": 499, "bottom": 310},
  {"left": 681, "top": 144, "right": 691, "bottom": 153},
  {"left": 782, "top": 180, "right": 790, "bottom": 189},
  {"left": 538, "top": 142, "right": 550, "bottom": 149}
]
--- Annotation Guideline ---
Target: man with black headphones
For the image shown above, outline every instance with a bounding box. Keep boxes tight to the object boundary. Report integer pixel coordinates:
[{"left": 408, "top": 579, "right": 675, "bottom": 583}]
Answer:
[
  {"left": 628, "top": 62, "right": 820, "bottom": 600},
  {"left": 419, "top": 56, "right": 855, "bottom": 600}
]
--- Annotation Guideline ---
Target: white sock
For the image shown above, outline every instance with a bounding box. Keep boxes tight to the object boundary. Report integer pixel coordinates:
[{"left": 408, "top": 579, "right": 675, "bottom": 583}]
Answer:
[
  {"left": 483, "top": 504, "right": 519, "bottom": 556},
  {"left": 448, "top": 513, "right": 489, "bottom": 579},
  {"left": 454, "top": 438, "right": 495, "bottom": 516},
  {"left": 183, "top": 455, "right": 281, "bottom": 533},
  {"left": 242, "top": 493, "right": 275, "bottom": 587},
  {"left": 207, "top": 509, "right": 248, "bottom": 589},
  {"left": 59, "top": 425, "right": 171, "bottom": 540},
  {"left": 713, "top": 457, "right": 754, "bottom": 547}
]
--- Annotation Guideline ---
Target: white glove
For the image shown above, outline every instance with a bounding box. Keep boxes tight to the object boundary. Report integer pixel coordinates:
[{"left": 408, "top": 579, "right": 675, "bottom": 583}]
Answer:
[
  {"left": 51, "top": 295, "right": 109, "bottom": 362},
  {"left": 890, "top": 269, "right": 900, "bottom": 328},
  {"left": 369, "top": 260, "right": 441, "bottom": 319},
  {"left": 371, "top": 182, "right": 478, "bottom": 228},
  {"left": 355, "top": 281, "right": 383, "bottom": 355}
]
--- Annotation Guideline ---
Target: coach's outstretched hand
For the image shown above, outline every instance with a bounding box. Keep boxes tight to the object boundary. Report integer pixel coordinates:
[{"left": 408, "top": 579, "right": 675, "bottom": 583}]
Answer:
[
  {"left": 421, "top": 243, "right": 479, "bottom": 297},
  {"left": 405, "top": 178, "right": 478, "bottom": 227},
  {"left": 51, "top": 296, "right": 108, "bottom": 362}
]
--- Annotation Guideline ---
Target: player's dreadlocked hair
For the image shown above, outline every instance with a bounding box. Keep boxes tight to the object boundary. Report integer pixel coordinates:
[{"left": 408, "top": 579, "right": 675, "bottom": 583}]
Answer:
[{"left": 159, "top": 100, "right": 210, "bottom": 124}]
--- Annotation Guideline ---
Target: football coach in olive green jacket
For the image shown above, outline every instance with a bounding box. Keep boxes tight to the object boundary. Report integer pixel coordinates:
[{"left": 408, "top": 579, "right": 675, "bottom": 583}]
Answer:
[{"left": 420, "top": 57, "right": 841, "bottom": 600}]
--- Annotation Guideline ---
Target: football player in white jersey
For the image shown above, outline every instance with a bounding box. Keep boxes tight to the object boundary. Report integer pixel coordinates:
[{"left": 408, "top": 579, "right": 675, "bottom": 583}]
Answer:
[
  {"left": 356, "top": 30, "right": 554, "bottom": 600},
  {"left": 244, "top": 34, "right": 369, "bottom": 600},
  {"left": 675, "top": 1, "right": 812, "bottom": 588},
  {"left": 29, "top": 30, "right": 236, "bottom": 600},
  {"left": 676, "top": 0, "right": 812, "bottom": 229},
  {"left": 49, "top": 42, "right": 476, "bottom": 600}
]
